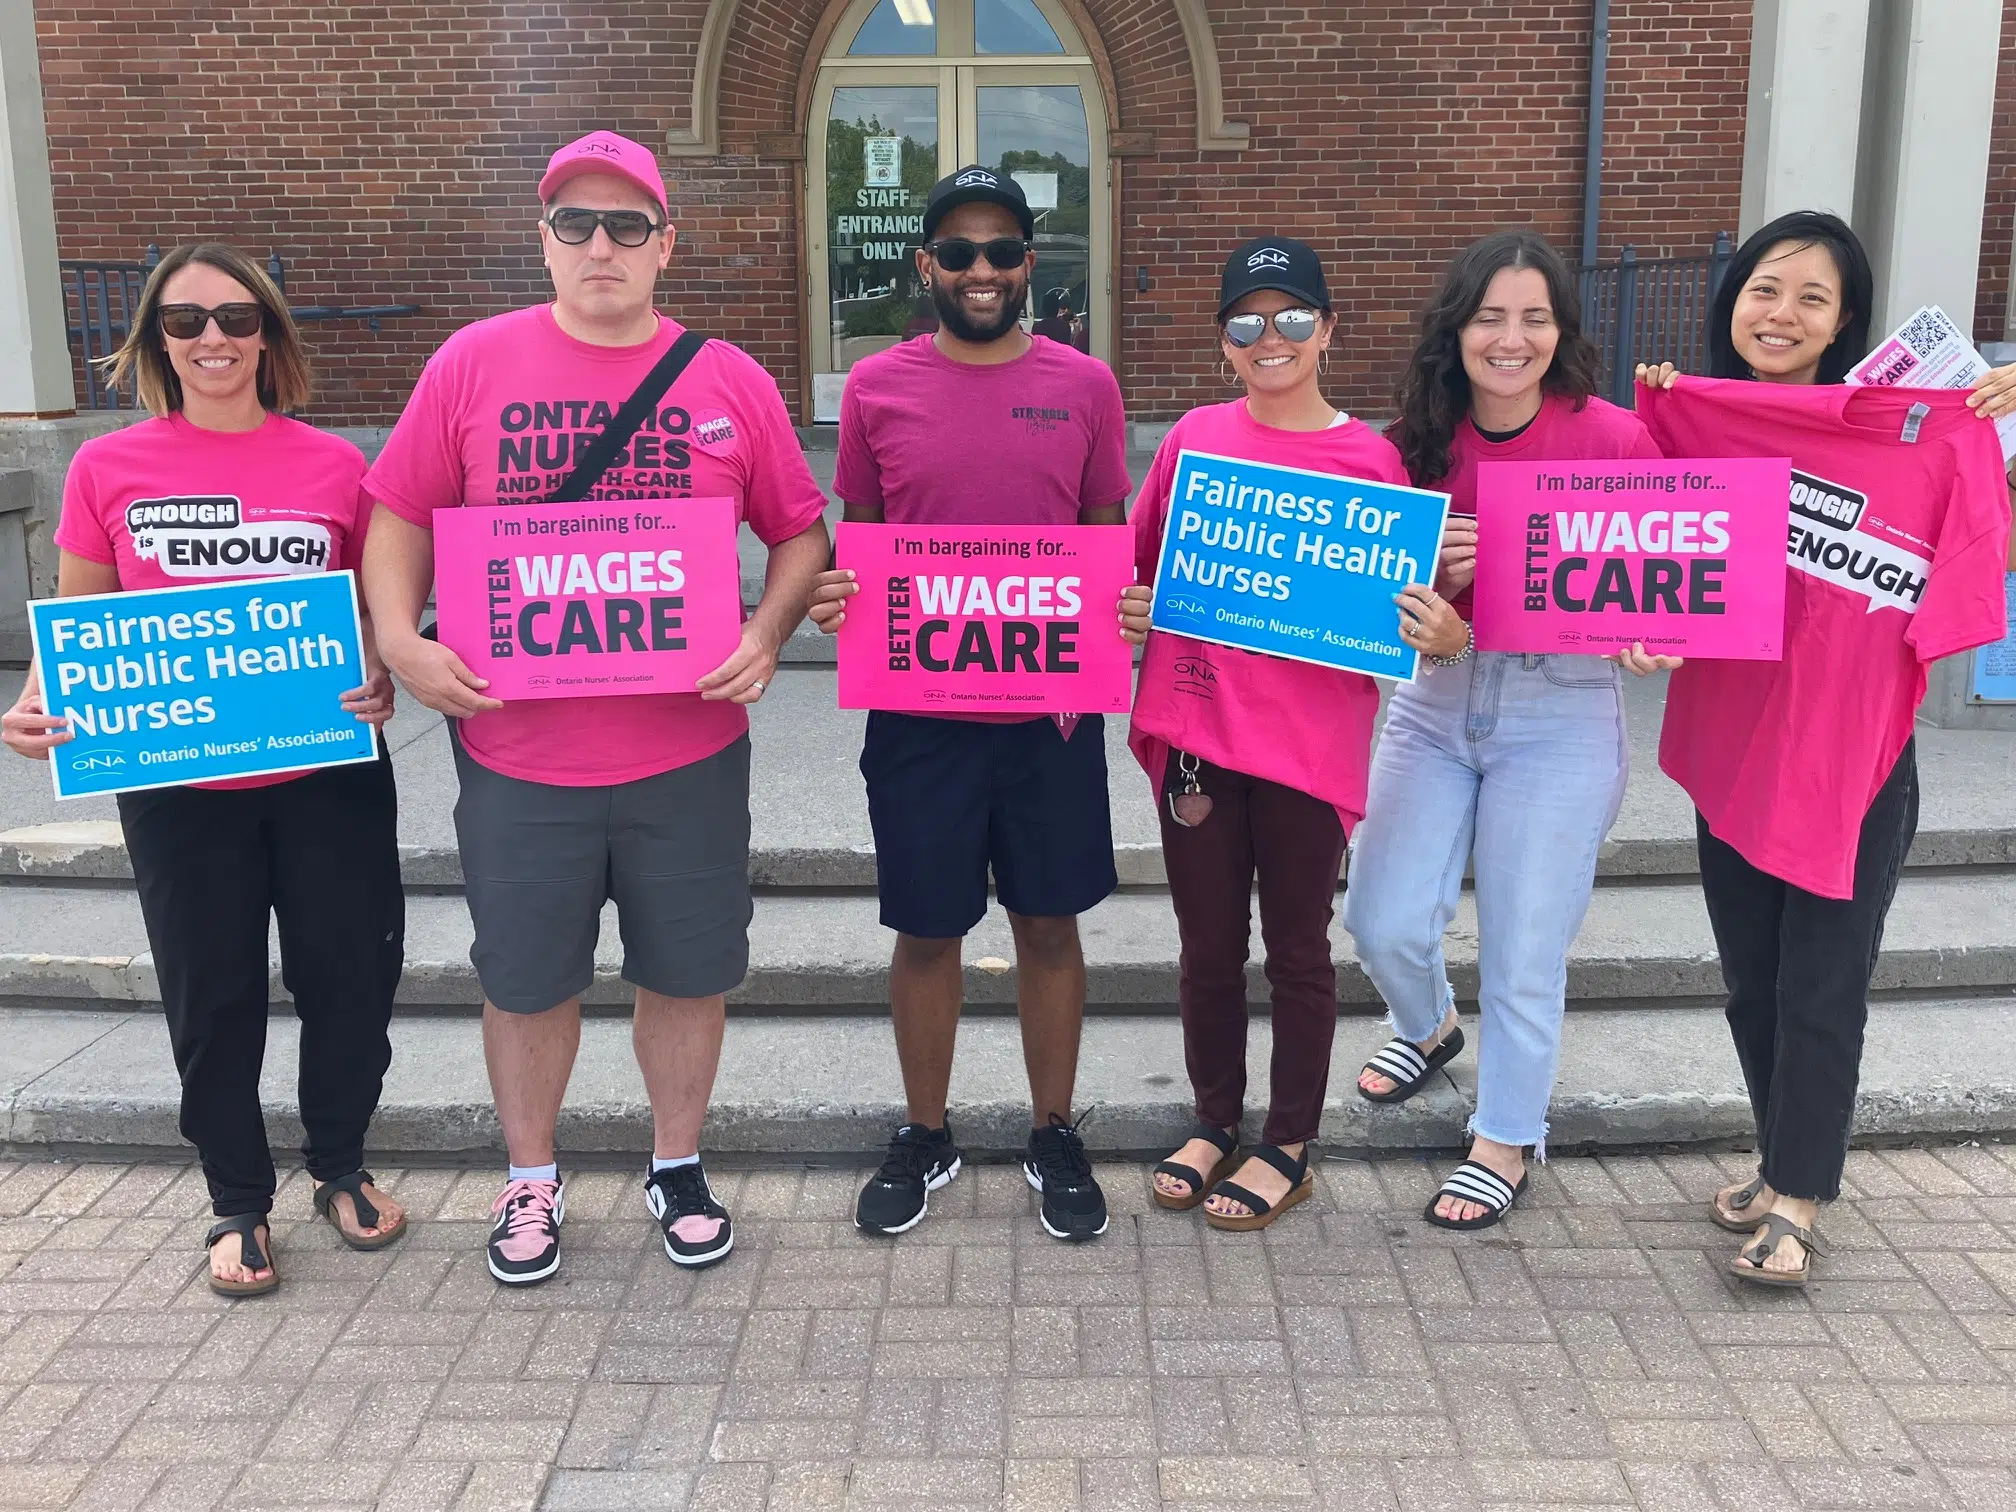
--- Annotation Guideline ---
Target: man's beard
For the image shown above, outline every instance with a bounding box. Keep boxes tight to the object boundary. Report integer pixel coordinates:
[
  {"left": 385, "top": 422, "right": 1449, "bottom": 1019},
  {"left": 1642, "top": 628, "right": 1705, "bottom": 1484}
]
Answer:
[{"left": 929, "top": 277, "right": 1028, "bottom": 343}]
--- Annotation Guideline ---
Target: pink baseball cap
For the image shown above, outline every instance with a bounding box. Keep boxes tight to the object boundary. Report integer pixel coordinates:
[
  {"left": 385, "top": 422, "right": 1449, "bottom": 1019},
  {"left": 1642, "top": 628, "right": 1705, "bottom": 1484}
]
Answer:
[{"left": 538, "top": 131, "right": 668, "bottom": 215}]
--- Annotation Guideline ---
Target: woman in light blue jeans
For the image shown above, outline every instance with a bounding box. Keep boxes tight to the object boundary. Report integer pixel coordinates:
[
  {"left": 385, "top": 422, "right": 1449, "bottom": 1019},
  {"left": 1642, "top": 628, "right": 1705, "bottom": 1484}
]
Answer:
[{"left": 1344, "top": 230, "right": 1671, "bottom": 1229}]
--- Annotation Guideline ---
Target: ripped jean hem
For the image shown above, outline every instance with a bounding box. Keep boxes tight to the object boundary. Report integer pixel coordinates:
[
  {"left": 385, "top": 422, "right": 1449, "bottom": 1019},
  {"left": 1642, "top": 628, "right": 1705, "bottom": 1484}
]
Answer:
[{"left": 1466, "top": 1114, "right": 1549, "bottom": 1164}]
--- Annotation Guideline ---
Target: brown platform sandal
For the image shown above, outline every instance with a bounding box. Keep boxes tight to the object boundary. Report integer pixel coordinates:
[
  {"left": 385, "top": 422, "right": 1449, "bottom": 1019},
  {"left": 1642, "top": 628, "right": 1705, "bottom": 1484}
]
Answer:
[
  {"left": 205, "top": 1214, "right": 278, "bottom": 1298},
  {"left": 1152, "top": 1122, "right": 1240, "bottom": 1212},
  {"left": 1203, "top": 1143, "right": 1313, "bottom": 1232},
  {"left": 1730, "top": 1212, "right": 1825, "bottom": 1289},
  {"left": 312, "top": 1169, "right": 407, "bottom": 1251}
]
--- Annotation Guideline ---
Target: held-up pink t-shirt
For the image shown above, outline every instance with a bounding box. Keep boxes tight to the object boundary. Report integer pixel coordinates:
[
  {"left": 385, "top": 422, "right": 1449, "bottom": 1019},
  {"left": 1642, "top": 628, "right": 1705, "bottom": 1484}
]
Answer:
[
  {"left": 1436, "top": 394, "right": 1664, "bottom": 619},
  {"left": 835, "top": 332, "right": 1132, "bottom": 723},
  {"left": 1128, "top": 401, "right": 1411, "bottom": 829},
  {"left": 1640, "top": 377, "right": 2010, "bottom": 897},
  {"left": 366, "top": 305, "right": 828, "bottom": 786},
  {"left": 55, "top": 411, "right": 372, "bottom": 790}
]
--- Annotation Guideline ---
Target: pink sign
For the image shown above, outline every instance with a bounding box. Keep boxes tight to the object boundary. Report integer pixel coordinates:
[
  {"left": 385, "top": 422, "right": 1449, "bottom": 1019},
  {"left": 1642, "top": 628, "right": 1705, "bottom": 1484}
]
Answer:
[
  {"left": 433, "top": 498, "right": 743, "bottom": 700},
  {"left": 1471, "top": 457, "right": 1789, "bottom": 660},
  {"left": 836, "top": 522, "right": 1136, "bottom": 714}
]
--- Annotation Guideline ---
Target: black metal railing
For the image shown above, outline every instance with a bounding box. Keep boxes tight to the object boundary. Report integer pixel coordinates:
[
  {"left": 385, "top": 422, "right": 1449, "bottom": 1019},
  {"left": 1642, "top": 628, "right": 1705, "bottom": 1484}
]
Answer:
[
  {"left": 1581, "top": 231, "right": 1734, "bottom": 406},
  {"left": 57, "top": 247, "right": 421, "bottom": 410}
]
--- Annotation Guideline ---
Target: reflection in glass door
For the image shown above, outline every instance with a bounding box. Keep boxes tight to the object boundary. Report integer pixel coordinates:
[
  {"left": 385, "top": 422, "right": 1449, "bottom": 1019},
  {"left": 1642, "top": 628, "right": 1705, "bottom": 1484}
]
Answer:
[
  {"left": 977, "top": 82, "right": 1091, "bottom": 353},
  {"left": 824, "top": 85, "right": 941, "bottom": 401}
]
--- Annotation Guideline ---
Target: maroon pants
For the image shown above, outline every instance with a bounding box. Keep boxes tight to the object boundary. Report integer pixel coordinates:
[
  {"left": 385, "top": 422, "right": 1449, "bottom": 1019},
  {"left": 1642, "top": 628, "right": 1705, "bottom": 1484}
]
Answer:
[{"left": 1160, "top": 756, "right": 1347, "bottom": 1145}]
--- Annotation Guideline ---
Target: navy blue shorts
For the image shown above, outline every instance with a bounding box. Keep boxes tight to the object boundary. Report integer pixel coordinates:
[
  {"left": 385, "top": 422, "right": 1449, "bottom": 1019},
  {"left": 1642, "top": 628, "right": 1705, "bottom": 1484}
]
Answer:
[{"left": 861, "top": 713, "right": 1118, "bottom": 939}]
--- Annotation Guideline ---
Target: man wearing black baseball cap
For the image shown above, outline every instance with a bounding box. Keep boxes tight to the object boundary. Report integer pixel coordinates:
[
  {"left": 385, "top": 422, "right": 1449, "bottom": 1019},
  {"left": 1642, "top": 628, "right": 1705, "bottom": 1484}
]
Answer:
[{"left": 806, "top": 166, "right": 1134, "bottom": 1244}]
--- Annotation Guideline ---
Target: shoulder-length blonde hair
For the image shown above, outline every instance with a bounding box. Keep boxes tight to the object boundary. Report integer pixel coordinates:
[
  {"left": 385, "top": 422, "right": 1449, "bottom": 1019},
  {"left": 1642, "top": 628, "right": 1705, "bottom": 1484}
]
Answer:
[{"left": 100, "top": 242, "right": 312, "bottom": 416}]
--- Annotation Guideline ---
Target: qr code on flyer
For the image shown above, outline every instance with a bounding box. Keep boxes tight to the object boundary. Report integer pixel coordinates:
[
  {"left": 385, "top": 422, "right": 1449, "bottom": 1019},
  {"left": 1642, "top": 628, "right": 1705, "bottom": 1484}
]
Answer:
[{"left": 1901, "top": 307, "right": 1951, "bottom": 357}]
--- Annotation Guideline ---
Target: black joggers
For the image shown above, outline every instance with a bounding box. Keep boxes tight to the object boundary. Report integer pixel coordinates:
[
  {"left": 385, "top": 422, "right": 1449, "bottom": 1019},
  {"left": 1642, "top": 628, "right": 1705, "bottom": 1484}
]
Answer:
[
  {"left": 1696, "top": 740, "right": 1918, "bottom": 1203},
  {"left": 118, "top": 745, "right": 404, "bottom": 1218}
]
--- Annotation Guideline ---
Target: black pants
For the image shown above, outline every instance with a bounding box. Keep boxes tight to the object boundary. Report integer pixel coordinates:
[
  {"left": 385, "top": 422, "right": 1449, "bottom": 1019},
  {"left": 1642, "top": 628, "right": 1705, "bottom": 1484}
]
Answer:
[
  {"left": 118, "top": 746, "right": 404, "bottom": 1218},
  {"left": 1696, "top": 740, "right": 1918, "bottom": 1202}
]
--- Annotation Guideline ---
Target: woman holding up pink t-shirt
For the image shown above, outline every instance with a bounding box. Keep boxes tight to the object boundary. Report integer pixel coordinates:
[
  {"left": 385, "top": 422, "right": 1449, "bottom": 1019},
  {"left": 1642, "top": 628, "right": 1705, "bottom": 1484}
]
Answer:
[
  {"left": 1118, "top": 237, "right": 1415, "bottom": 1231},
  {"left": 1, "top": 244, "right": 407, "bottom": 1297},
  {"left": 1344, "top": 230, "right": 1671, "bottom": 1233}
]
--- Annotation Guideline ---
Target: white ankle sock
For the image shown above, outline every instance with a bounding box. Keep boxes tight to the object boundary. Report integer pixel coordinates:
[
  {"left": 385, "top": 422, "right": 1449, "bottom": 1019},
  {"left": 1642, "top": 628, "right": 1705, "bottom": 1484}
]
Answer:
[
  {"left": 508, "top": 1162, "right": 558, "bottom": 1183},
  {"left": 651, "top": 1153, "right": 700, "bottom": 1174}
]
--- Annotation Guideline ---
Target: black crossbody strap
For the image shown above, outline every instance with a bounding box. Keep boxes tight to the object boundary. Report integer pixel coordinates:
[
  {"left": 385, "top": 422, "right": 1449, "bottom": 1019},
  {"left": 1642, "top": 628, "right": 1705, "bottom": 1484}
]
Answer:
[{"left": 550, "top": 327, "right": 708, "bottom": 503}]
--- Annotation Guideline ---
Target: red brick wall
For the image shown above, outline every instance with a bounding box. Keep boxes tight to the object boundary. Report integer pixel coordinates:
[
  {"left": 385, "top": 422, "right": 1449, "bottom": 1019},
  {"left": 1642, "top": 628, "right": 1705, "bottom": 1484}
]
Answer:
[
  {"left": 36, "top": 0, "right": 1749, "bottom": 426},
  {"left": 1975, "top": 4, "right": 2016, "bottom": 344}
]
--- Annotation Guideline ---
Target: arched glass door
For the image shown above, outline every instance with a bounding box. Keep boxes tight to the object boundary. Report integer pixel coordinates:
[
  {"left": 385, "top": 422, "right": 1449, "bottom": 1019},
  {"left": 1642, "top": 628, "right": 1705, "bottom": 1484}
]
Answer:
[{"left": 807, "top": 0, "right": 1111, "bottom": 420}]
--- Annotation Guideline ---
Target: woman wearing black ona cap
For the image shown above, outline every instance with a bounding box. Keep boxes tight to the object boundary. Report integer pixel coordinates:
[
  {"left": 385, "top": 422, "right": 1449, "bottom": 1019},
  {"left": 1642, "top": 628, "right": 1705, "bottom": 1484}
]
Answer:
[{"left": 1117, "top": 236, "right": 1421, "bottom": 1231}]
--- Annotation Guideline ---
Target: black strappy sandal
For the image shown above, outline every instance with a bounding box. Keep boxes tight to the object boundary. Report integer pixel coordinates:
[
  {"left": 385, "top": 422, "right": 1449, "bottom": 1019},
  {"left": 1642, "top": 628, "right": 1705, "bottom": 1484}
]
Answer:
[
  {"left": 1358, "top": 1027, "right": 1466, "bottom": 1104},
  {"left": 205, "top": 1214, "right": 279, "bottom": 1297},
  {"left": 1423, "top": 1159, "right": 1528, "bottom": 1231},
  {"left": 1711, "top": 1172, "right": 1769, "bottom": 1232},
  {"left": 1731, "top": 1212, "right": 1824, "bottom": 1288},
  {"left": 1152, "top": 1122, "right": 1240, "bottom": 1212},
  {"left": 1203, "top": 1143, "right": 1314, "bottom": 1232},
  {"left": 312, "top": 1170, "right": 407, "bottom": 1252}
]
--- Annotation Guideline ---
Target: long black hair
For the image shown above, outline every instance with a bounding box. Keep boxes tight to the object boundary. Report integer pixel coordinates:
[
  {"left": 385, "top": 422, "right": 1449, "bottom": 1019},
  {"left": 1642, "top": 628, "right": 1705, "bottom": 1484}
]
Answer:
[
  {"left": 1390, "top": 229, "right": 1599, "bottom": 486},
  {"left": 1706, "top": 211, "right": 1873, "bottom": 384}
]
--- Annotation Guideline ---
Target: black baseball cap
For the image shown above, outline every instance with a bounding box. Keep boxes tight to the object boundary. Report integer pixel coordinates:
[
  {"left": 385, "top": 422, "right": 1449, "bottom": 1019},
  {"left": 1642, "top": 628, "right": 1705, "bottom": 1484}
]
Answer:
[
  {"left": 1218, "top": 237, "right": 1331, "bottom": 319},
  {"left": 922, "top": 165, "right": 1035, "bottom": 241}
]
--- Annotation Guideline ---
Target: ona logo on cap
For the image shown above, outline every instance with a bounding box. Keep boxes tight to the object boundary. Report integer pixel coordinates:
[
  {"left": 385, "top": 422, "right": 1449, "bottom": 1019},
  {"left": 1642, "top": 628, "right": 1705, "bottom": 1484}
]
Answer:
[
  {"left": 581, "top": 138, "right": 623, "bottom": 156},
  {"left": 1247, "top": 247, "right": 1292, "bottom": 270},
  {"left": 955, "top": 169, "right": 999, "bottom": 188}
]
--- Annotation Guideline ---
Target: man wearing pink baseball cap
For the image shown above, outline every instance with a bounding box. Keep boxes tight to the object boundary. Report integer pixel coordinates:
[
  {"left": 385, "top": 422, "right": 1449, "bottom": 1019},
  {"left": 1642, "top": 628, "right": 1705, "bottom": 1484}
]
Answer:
[{"left": 362, "top": 131, "right": 831, "bottom": 1285}]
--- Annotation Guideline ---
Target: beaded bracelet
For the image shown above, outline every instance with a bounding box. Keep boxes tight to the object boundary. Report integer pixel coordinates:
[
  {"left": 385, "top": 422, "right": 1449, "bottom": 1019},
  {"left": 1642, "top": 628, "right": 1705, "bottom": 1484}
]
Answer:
[{"left": 1427, "top": 622, "right": 1475, "bottom": 668}]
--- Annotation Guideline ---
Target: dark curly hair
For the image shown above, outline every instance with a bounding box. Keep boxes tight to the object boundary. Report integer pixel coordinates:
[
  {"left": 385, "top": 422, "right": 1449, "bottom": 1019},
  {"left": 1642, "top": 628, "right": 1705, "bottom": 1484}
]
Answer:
[
  {"left": 1390, "top": 229, "right": 1599, "bottom": 486},
  {"left": 1706, "top": 210, "right": 1872, "bottom": 384}
]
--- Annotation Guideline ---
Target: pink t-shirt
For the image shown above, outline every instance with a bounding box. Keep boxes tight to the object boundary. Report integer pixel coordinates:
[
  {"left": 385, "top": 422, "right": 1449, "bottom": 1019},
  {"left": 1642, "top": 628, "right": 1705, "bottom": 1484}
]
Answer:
[
  {"left": 1436, "top": 394, "right": 1664, "bottom": 619},
  {"left": 1128, "top": 401, "right": 1410, "bottom": 829},
  {"left": 836, "top": 332, "right": 1132, "bottom": 724},
  {"left": 1640, "top": 377, "right": 2010, "bottom": 897},
  {"left": 365, "top": 305, "right": 828, "bottom": 785},
  {"left": 55, "top": 411, "right": 372, "bottom": 790}
]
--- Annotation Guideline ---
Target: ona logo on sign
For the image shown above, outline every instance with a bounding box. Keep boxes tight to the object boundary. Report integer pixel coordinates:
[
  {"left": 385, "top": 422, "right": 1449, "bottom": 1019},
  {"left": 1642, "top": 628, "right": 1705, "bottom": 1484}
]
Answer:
[
  {"left": 1164, "top": 595, "right": 1210, "bottom": 617},
  {"left": 72, "top": 752, "right": 126, "bottom": 771},
  {"left": 955, "top": 170, "right": 999, "bottom": 188},
  {"left": 1246, "top": 248, "right": 1291, "bottom": 270}
]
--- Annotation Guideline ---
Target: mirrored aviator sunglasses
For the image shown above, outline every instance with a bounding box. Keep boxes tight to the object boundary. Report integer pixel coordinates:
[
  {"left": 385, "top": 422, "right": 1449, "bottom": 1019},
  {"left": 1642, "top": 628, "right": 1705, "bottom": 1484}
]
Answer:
[
  {"left": 157, "top": 303, "right": 264, "bottom": 340},
  {"left": 1222, "top": 308, "right": 1321, "bottom": 348},
  {"left": 545, "top": 207, "right": 663, "bottom": 247}
]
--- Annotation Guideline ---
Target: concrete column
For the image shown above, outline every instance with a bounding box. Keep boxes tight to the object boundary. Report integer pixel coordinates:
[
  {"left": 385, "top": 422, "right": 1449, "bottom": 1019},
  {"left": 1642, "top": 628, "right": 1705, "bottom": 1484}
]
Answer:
[
  {"left": 1739, "top": 0, "right": 1871, "bottom": 236},
  {"left": 0, "top": 4, "right": 71, "bottom": 417},
  {"left": 1853, "top": 0, "right": 2002, "bottom": 336}
]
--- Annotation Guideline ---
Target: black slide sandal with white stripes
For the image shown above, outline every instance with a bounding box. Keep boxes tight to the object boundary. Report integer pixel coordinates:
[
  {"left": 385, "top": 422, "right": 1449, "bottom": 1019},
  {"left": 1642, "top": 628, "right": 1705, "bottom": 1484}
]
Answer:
[
  {"left": 1423, "top": 1159, "right": 1527, "bottom": 1231},
  {"left": 1357, "top": 1026, "right": 1466, "bottom": 1105}
]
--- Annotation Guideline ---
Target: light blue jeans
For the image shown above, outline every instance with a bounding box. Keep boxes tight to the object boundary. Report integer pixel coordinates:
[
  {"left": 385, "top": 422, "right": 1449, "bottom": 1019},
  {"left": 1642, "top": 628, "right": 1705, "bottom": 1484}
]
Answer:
[{"left": 1342, "top": 652, "right": 1628, "bottom": 1155}]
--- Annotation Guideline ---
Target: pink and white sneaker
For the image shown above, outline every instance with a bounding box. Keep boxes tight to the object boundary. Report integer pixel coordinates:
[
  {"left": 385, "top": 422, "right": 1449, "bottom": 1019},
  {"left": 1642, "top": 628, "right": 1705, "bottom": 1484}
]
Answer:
[
  {"left": 488, "top": 1175, "right": 565, "bottom": 1285},
  {"left": 643, "top": 1163, "right": 734, "bottom": 1269}
]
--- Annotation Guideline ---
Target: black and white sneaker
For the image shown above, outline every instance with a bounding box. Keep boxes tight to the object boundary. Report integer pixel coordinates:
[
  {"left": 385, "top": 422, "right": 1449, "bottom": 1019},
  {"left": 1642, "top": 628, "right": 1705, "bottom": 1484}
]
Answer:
[
  {"left": 643, "top": 1163, "right": 735, "bottom": 1269},
  {"left": 1024, "top": 1115, "right": 1108, "bottom": 1241},
  {"left": 855, "top": 1122, "right": 963, "bottom": 1235}
]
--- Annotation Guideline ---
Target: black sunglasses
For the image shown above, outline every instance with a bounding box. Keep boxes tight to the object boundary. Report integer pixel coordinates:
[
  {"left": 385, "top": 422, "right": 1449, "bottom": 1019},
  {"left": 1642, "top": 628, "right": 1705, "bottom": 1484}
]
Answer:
[
  {"left": 545, "top": 207, "right": 665, "bottom": 248},
  {"left": 925, "top": 237, "right": 1031, "bottom": 273},
  {"left": 1222, "top": 308, "right": 1323, "bottom": 348},
  {"left": 158, "top": 303, "right": 264, "bottom": 340}
]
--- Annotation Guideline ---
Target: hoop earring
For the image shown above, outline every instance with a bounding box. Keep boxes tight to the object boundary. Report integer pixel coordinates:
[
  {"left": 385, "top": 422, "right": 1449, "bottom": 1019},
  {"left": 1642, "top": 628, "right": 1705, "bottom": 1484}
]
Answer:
[
  {"left": 1222, "top": 358, "right": 1238, "bottom": 386},
  {"left": 1319, "top": 349, "right": 1331, "bottom": 376}
]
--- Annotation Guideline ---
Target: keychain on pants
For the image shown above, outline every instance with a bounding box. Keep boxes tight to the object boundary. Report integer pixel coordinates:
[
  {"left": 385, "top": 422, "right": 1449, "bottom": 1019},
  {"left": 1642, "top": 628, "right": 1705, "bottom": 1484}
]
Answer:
[{"left": 1167, "top": 751, "right": 1214, "bottom": 828}]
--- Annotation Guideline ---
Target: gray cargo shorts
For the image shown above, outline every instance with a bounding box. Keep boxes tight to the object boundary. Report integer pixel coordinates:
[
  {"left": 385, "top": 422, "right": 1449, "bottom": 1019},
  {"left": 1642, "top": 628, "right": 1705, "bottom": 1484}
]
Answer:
[{"left": 450, "top": 730, "right": 753, "bottom": 1013}]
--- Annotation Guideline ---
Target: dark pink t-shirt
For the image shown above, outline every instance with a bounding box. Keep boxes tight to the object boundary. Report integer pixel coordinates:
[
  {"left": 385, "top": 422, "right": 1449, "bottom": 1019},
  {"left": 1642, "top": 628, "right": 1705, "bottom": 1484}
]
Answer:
[
  {"left": 1436, "top": 394, "right": 1664, "bottom": 619},
  {"left": 836, "top": 333, "right": 1132, "bottom": 724},
  {"left": 1641, "top": 377, "right": 2010, "bottom": 897},
  {"left": 55, "top": 411, "right": 372, "bottom": 790},
  {"left": 1128, "top": 401, "right": 1411, "bottom": 829},
  {"left": 365, "top": 305, "right": 828, "bottom": 785},
  {"left": 835, "top": 334, "right": 1131, "bottom": 523}
]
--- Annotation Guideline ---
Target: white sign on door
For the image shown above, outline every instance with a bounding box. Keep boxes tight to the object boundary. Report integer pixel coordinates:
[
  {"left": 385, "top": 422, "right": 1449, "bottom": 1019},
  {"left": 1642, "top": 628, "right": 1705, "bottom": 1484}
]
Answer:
[
  {"left": 864, "top": 137, "right": 902, "bottom": 188},
  {"left": 1013, "top": 171, "right": 1059, "bottom": 211}
]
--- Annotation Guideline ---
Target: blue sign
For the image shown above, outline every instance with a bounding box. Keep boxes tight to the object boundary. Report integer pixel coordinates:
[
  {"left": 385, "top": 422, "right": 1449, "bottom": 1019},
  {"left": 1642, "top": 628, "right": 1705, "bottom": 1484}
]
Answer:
[
  {"left": 1969, "top": 572, "right": 2016, "bottom": 704},
  {"left": 1148, "top": 449, "right": 1452, "bottom": 681},
  {"left": 29, "top": 572, "right": 376, "bottom": 798}
]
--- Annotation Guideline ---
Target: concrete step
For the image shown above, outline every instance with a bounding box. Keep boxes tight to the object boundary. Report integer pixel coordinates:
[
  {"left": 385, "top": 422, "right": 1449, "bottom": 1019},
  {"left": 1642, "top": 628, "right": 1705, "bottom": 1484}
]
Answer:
[
  {"left": 3, "top": 1000, "right": 2010, "bottom": 1158},
  {"left": 8, "top": 872, "right": 2016, "bottom": 1014}
]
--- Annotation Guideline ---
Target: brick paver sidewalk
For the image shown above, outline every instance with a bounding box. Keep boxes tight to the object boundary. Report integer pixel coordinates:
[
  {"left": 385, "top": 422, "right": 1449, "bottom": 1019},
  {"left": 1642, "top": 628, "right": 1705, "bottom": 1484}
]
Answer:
[{"left": 1, "top": 1146, "right": 2013, "bottom": 1510}]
